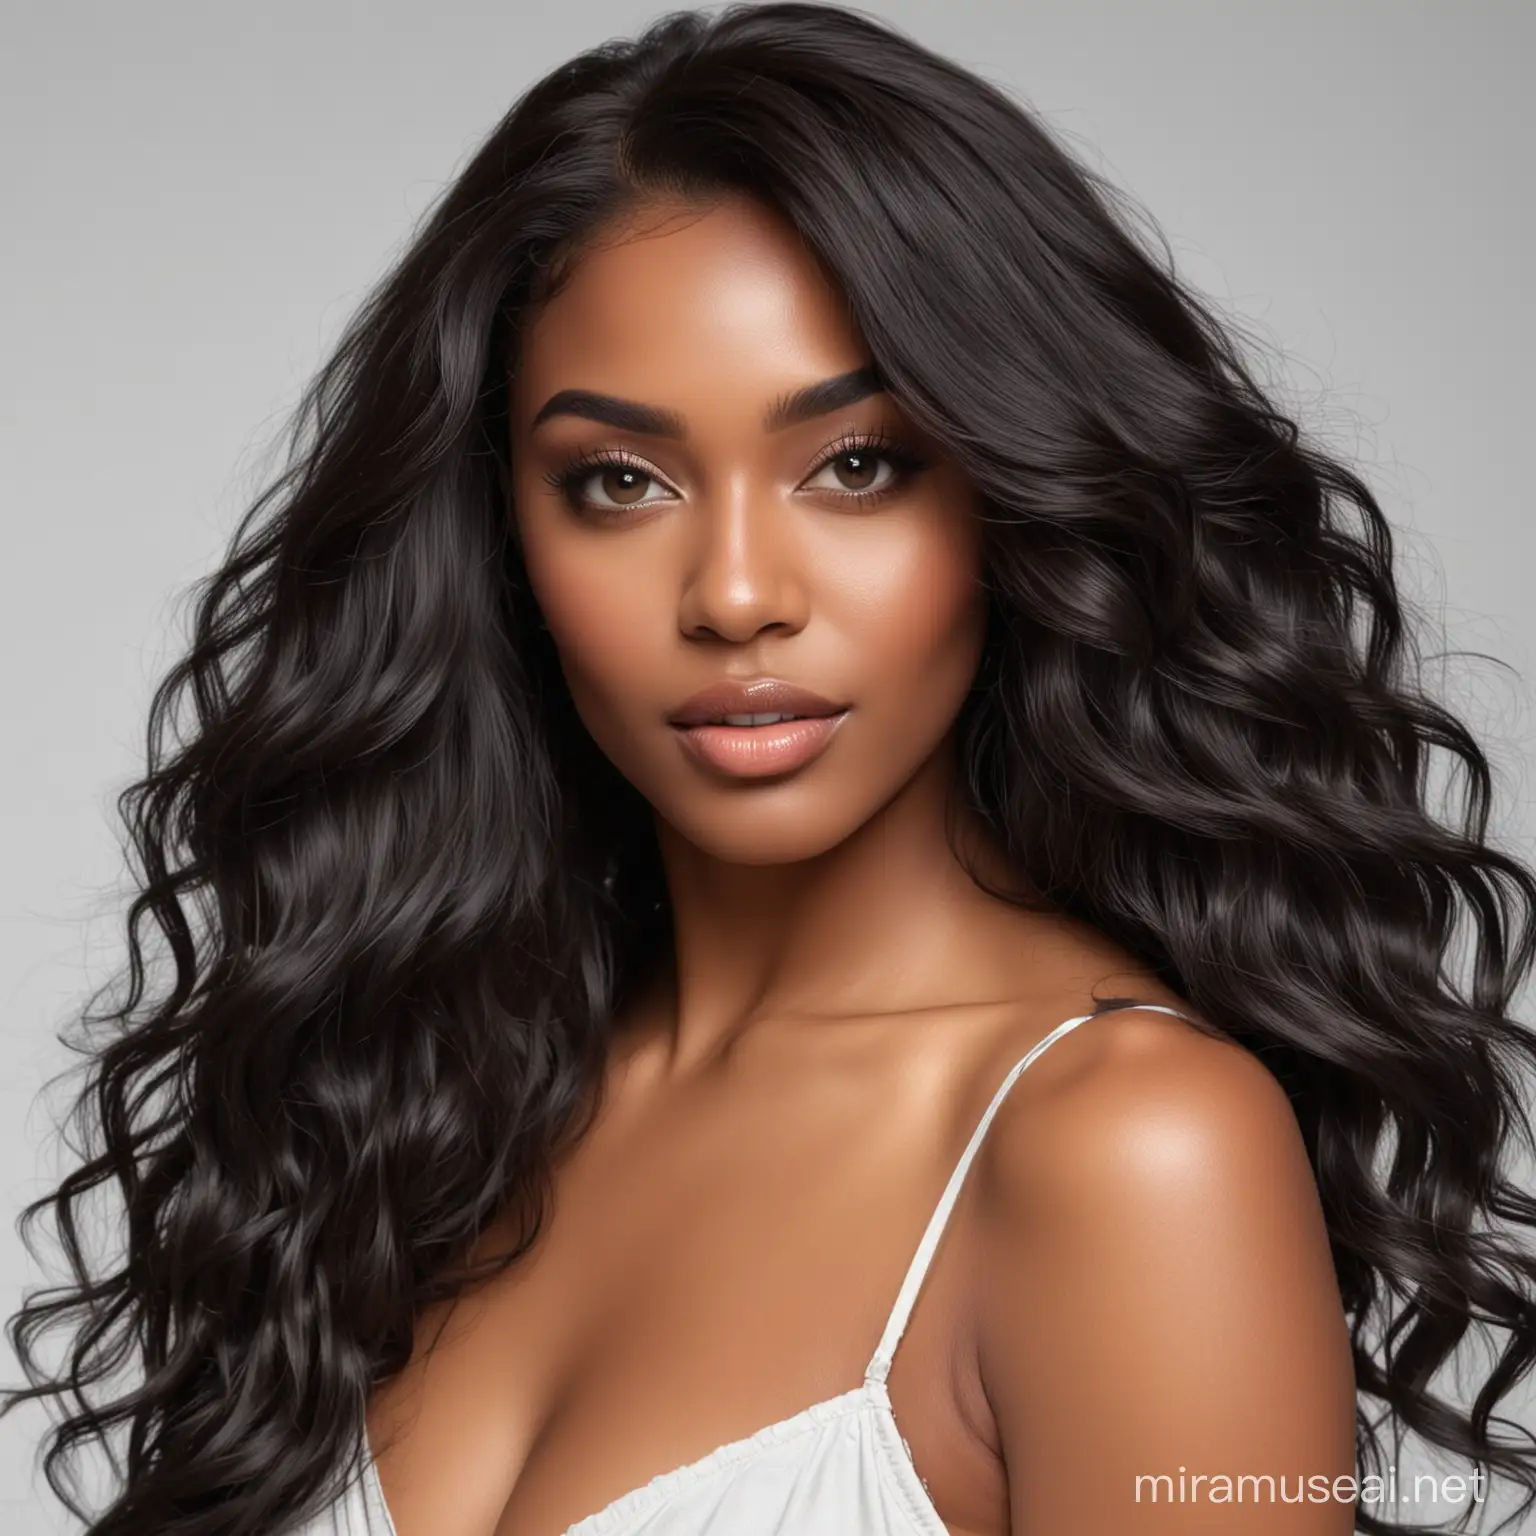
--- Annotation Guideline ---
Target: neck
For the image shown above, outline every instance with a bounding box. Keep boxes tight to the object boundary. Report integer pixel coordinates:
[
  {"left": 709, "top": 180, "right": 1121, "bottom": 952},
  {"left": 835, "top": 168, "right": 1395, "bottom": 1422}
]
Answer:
[{"left": 640, "top": 734, "right": 1041, "bottom": 1073}]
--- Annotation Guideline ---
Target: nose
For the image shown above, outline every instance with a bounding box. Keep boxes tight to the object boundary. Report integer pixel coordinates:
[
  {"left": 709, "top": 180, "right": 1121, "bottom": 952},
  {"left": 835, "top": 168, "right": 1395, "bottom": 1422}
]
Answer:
[{"left": 676, "top": 479, "right": 810, "bottom": 645}]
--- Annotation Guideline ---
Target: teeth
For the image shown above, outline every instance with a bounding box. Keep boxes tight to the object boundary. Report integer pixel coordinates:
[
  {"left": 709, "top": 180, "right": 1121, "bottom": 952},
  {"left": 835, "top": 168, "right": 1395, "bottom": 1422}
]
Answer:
[{"left": 716, "top": 712, "right": 802, "bottom": 726}]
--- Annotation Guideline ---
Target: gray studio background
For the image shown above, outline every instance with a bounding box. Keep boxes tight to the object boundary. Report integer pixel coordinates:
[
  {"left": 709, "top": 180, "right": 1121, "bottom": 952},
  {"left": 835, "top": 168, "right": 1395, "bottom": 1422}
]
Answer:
[{"left": 3, "top": 0, "right": 1533, "bottom": 1529}]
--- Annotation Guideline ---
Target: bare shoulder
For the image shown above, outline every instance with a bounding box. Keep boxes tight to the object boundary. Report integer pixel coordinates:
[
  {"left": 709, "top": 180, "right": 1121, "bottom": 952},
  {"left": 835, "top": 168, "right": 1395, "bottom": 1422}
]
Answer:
[
  {"left": 971, "top": 997, "right": 1330, "bottom": 1303},
  {"left": 967, "top": 997, "right": 1358, "bottom": 1534},
  {"left": 977, "top": 1000, "right": 1305, "bottom": 1214}
]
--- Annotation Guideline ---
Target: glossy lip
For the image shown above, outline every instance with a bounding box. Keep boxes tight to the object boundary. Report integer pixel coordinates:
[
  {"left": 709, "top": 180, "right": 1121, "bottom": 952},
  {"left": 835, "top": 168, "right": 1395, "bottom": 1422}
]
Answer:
[
  {"left": 672, "top": 712, "right": 850, "bottom": 779},
  {"left": 666, "top": 677, "right": 847, "bottom": 727},
  {"left": 667, "top": 678, "right": 851, "bottom": 781}
]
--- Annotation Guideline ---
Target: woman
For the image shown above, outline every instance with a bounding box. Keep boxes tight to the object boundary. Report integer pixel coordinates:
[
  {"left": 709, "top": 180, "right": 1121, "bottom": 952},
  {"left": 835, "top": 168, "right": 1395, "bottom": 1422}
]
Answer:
[{"left": 8, "top": 5, "right": 1536, "bottom": 1534}]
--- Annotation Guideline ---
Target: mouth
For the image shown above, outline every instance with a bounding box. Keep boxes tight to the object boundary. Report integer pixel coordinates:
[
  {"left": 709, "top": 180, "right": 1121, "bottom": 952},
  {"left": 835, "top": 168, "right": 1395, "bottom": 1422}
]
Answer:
[
  {"left": 670, "top": 710, "right": 851, "bottom": 779},
  {"left": 665, "top": 680, "right": 851, "bottom": 779},
  {"left": 695, "top": 711, "right": 824, "bottom": 726},
  {"left": 666, "top": 677, "right": 849, "bottom": 729}
]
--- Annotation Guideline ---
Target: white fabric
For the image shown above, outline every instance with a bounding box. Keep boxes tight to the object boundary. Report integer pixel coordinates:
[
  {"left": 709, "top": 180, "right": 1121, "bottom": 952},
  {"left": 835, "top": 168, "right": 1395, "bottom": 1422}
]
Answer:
[{"left": 285, "top": 1001, "right": 1192, "bottom": 1535}]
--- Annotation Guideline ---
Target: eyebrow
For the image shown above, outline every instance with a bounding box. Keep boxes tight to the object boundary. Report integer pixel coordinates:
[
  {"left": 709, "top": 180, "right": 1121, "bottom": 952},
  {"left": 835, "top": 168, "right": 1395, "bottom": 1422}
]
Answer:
[{"left": 528, "top": 363, "right": 886, "bottom": 438}]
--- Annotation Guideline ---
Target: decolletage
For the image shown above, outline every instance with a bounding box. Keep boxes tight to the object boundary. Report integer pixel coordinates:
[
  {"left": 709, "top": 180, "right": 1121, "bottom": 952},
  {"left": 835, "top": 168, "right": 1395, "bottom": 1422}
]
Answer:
[{"left": 285, "top": 1000, "right": 1195, "bottom": 1536}]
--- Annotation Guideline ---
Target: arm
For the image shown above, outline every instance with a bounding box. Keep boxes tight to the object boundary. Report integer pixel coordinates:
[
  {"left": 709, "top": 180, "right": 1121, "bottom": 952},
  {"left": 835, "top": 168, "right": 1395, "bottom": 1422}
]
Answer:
[{"left": 974, "top": 1009, "right": 1358, "bottom": 1534}]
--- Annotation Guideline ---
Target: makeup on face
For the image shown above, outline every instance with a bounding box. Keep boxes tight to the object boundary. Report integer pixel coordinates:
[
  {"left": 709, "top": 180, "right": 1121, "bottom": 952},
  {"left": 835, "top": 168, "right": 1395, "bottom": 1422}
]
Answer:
[
  {"left": 666, "top": 677, "right": 851, "bottom": 780},
  {"left": 507, "top": 194, "right": 986, "bottom": 868}
]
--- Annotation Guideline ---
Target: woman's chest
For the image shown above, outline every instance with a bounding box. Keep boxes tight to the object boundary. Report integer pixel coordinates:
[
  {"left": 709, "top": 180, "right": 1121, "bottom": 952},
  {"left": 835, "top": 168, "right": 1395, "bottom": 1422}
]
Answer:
[{"left": 366, "top": 1051, "right": 1011, "bottom": 1536}]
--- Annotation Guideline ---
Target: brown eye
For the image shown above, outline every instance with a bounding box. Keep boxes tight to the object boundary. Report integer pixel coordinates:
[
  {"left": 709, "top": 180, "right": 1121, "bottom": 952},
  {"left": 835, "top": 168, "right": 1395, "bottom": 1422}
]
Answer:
[
  {"left": 593, "top": 465, "right": 653, "bottom": 506},
  {"left": 804, "top": 444, "right": 910, "bottom": 501},
  {"left": 543, "top": 451, "right": 675, "bottom": 517},
  {"left": 829, "top": 451, "right": 883, "bottom": 492}
]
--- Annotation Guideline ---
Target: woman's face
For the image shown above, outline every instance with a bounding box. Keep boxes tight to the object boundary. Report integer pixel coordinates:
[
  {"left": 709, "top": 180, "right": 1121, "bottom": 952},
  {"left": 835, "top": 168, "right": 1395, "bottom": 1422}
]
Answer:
[{"left": 508, "top": 194, "right": 986, "bottom": 867}]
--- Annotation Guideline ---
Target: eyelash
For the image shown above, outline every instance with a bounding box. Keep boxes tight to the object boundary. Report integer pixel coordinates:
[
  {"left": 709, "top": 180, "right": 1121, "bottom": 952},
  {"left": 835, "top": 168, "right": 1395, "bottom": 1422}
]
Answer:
[{"left": 541, "top": 429, "right": 931, "bottom": 519}]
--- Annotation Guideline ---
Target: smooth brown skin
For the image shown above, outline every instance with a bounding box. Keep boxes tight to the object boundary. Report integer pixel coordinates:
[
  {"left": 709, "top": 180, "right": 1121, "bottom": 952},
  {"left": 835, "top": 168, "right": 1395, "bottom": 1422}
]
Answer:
[{"left": 366, "top": 194, "right": 1357, "bottom": 1535}]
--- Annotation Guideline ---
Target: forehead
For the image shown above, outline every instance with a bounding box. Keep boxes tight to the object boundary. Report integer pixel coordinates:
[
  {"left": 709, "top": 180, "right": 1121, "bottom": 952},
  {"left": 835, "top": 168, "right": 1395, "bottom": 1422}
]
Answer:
[{"left": 511, "top": 195, "right": 869, "bottom": 418}]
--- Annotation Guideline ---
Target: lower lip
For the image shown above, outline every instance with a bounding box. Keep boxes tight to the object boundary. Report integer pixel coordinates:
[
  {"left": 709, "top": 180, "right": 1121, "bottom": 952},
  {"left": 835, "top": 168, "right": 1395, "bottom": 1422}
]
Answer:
[{"left": 672, "top": 712, "right": 849, "bottom": 778}]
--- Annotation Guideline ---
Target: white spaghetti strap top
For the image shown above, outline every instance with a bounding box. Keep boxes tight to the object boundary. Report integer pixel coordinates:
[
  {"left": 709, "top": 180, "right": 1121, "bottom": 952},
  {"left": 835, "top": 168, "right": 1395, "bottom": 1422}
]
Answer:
[{"left": 285, "top": 1000, "right": 1196, "bottom": 1535}]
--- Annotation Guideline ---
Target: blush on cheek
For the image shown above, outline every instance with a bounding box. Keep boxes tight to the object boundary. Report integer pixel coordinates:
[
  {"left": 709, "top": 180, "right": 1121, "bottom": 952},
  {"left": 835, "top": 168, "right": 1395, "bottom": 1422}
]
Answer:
[
  {"left": 534, "top": 567, "right": 645, "bottom": 677},
  {"left": 879, "top": 562, "right": 986, "bottom": 672}
]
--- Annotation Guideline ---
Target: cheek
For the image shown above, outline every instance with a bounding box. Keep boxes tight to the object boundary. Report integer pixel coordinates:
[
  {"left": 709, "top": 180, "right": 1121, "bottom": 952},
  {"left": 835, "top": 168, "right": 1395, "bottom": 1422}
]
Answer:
[
  {"left": 830, "top": 514, "right": 986, "bottom": 702},
  {"left": 516, "top": 522, "right": 667, "bottom": 747}
]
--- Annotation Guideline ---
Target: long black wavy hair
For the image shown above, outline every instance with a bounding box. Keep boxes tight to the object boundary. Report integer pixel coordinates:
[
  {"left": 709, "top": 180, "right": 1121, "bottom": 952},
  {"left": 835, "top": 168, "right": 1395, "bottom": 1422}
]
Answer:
[{"left": 8, "top": 5, "right": 1536, "bottom": 1533}]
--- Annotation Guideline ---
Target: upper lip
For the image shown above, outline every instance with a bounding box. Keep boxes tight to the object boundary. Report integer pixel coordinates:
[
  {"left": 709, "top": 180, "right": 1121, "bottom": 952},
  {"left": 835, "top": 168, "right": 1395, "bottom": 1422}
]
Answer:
[{"left": 667, "top": 678, "right": 849, "bottom": 726}]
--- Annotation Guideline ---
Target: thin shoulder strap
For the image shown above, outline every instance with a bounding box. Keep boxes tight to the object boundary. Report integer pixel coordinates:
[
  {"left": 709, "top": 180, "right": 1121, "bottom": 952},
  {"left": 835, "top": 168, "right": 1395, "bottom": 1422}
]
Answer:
[{"left": 863, "top": 1000, "right": 1196, "bottom": 1387}]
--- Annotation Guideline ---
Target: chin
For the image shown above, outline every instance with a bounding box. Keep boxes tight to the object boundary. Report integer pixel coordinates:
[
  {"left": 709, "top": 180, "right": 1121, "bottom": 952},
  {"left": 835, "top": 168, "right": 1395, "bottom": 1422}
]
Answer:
[{"left": 661, "top": 792, "right": 878, "bottom": 868}]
